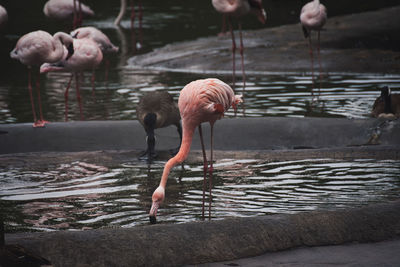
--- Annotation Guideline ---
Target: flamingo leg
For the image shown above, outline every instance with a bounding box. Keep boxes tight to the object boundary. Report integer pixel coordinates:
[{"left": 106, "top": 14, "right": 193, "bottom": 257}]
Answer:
[
  {"left": 218, "top": 14, "right": 227, "bottom": 37},
  {"left": 308, "top": 34, "right": 315, "bottom": 98},
  {"left": 104, "top": 59, "right": 110, "bottom": 89},
  {"left": 317, "top": 30, "right": 322, "bottom": 96},
  {"left": 130, "top": 0, "right": 136, "bottom": 29},
  {"left": 91, "top": 69, "right": 96, "bottom": 97},
  {"left": 228, "top": 16, "right": 236, "bottom": 93},
  {"left": 75, "top": 73, "right": 84, "bottom": 120},
  {"left": 35, "top": 70, "right": 47, "bottom": 126},
  {"left": 138, "top": 0, "right": 143, "bottom": 30},
  {"left": 78, "top": 0, "right": 83, "bottom": 27},
  {"left": 27, "top": 68, "right": 39, "bottom": 126},
  {"left": 64, "top": 74, "right": 73, "bottom": 121},
  {"left": 73, "top": 0, "right": 78, "bottom": 29},
  {"left": 198, "top": 124, "right": 208, "bottom": 220},
  {"left": 238, "top": 22, "right": 246, "bottom": 95},
  {"left": 208, "top": 123, "right": 214, "bottom": 220}
]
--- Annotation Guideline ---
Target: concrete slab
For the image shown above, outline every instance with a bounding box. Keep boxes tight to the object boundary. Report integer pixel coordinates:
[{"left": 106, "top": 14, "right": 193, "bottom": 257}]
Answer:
[
  {"left": 127, "top": 6, "right": 400, "bottom": 74},
  {"left": 0, "top": 117, "right": 399, "bottom": 154}
]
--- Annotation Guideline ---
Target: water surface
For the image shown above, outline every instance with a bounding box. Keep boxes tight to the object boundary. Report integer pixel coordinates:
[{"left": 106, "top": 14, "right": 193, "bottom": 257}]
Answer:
[{"left": 1, "top": 158, "right": 399, "bottom": 232}]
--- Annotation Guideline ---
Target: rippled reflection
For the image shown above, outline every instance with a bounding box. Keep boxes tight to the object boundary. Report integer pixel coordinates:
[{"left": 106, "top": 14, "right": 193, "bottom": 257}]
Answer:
[
  {"left": 1, "top": 158, "right": 399, "bottom": 231},
  {"left": 3, "top": 71, "right": 398, "bottom": 124}
]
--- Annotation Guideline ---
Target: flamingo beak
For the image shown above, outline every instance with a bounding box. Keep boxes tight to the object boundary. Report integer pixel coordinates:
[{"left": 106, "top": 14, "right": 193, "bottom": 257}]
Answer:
[
  {"left": 149, "top": 201, "right": 160, "bottom": 224},
  {"left": 257, "top": 9, "right": 267, "bottom": 24}
]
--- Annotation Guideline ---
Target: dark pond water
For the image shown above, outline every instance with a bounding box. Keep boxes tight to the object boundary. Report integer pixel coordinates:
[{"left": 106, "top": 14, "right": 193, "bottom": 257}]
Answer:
[
  {"left": 1, "top": 158, "right": 399, "bottom": 231},
  {"left": 1, "top": 1, "right": 400, "bottom": 232},
  {"left": 1, "top": 1, "right": 400, "bottom": 123}
]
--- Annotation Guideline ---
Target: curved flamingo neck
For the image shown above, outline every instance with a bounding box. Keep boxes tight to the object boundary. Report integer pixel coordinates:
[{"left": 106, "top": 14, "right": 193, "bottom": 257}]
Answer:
[
  {"left": 47, "top": 32, "right": 73, "bottom": 63},
  {"left": 159, "top": 120, "right": 196, "bottom": 188}
]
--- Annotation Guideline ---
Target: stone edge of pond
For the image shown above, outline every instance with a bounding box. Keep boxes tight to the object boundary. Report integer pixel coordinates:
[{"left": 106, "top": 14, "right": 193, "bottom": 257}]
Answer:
[
  {"left": 0, "top": 117, "right": 399, "bottom": 154},
  {"left": 5, "top": 200, "right": 400, "bottom": 266}
]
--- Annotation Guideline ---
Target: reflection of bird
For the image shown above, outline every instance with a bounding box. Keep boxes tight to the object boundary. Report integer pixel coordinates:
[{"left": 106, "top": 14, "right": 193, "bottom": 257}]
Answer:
[
  {"left": 149, "top": 78, "right": 242, "bottom": 224},
  {"left": 300, "top": 0, "right": 327, "bottom": 98},
  {"left": 71, "top": 26, "right": 119, "bottom": 90},
  {"left": 114, "top": 0, "right": 143, "bottom": 29},
  {"left": 136, "top": 91, "right": 182, "bottom": 162},
  {"left": 10, "top": 30, "right": 74, "bottom": 127},
  {"left": 40, "top": 38, "right": 103, "bottom": 121},
  {"left": 0, "top": 5, "right": 8, "bottom": 30},
  {"left": 212, "top": 0, "right": 266, "bottom": 93},
  {"left": 371, "top": 87, "right": 400, "bottom": 119},
  {"left": 43, "top": 0, "right": 94, "bottom": 29}
]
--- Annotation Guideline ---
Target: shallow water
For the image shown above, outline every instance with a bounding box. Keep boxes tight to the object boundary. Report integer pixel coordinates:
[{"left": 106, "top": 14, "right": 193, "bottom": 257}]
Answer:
[
  {"left": 1, "top": 1, "right": 400, "bottom": 123},
  {"left": 1, "top": 158, "right": 399, "bottom": 232}
]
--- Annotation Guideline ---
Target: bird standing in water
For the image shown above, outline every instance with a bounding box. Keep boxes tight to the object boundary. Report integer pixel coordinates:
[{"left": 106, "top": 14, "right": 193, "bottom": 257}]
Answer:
[
  {"left": 43, "top": 0, "right": 94, "bottom": 29},
  {"left": 136, "top": 91, "right": 182, "bottom": 162},
  {"left": 70, "top": 26, "right": 119, "bottom": 91},
  {"left": 40, "top": 38, "right": 103, "bottom": 121},
  {"left": 149, "top": 78, "right": 242, "bottom": 224},
  {"left": 300, "top": 0, "right": 327, "bottom": 98},
  {"left": 10, "top": 30, "right": 74, "bottom": 127},
  {"left": 212, "top": 0, "right": 266, "bottom": 94},
  {"left": 371, "top": 87, "right": 400, "bottom": 119}
]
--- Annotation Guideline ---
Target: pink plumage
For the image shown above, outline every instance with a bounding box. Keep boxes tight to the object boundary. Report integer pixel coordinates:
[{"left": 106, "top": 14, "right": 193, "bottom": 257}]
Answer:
[
  {"left": 10, "top": 30, "right": 74, "bottom": 127},
  {"left": 149, "top": 78, "right": 242, "bottom": 223}
]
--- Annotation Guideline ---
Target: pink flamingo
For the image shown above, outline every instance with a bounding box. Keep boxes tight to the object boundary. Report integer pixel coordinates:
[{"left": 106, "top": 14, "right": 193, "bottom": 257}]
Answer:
[
  {"left": 70, "top": 26, "right": 119, "bottom": 92},
  {"left": 0, "top": 5, "right": 7, "bottom": 30},
  {"left": 43, "top": 0, "right": 94, "bottom": 29},
  {"left": 212, "top": 0, "right": 266, "bottom": 93},
  {"left": 10, "top": 30, "right": 74, "bottom": 127},
  {"left": 40, "top": 38, "right": 103, "bottom": 121},
  {"left": 300, "top": 0, "right": 327, "bottom": 98},
  {"left": 149, "top": 78, "right": 242, "bottom": 224}
]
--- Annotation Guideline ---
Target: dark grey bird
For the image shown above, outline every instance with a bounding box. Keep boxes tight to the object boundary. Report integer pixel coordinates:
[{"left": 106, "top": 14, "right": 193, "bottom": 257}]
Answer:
[
  {"left": 136, "top": 91, "right": 182, "bottom": 162},
  {"left": 371, "top": 86, "right": 400, "bottom": 119}
]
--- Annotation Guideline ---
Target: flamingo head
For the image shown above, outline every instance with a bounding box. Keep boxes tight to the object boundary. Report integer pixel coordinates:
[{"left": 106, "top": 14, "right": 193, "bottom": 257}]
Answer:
[
  {"left": 40, "top": 62, "right": 65, "bottom": 73},
  {"left": 249, "top": 0, "right": 267, "bottom": 24},
  {"left": 149, "top": 186, "right": 165, "bottom": 224}
]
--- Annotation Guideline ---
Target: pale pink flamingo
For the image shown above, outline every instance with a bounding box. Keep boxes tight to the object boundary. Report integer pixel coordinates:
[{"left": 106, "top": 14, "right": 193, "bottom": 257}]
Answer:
[
  {"left": 212, "top": 0, "right": 266, "bottom": 93},
  {"left": 43, "top": 0, "right": 94, "bottom": 29},
  {"left": 149, "top": 78, "right": 242, "bottom": 224},
  {"left": 136, "top": 91, "right": 182, "bottom": 162},
  {"left": 300, "top": 0, "right": 327, "bottom": 98},
  {"left": 40, "top": 38, "right": 103, "bottom": 121},
  {"left": 10, "top": 30, "right": 74, "bottom": 127},
  {"left": 70, "top": 26, "right": 119, "bottom": 92},
  {"left": 0, "top": 5, "right": 8, "bottom": 30},
  {"left": 114, "top": 0, "right": 143, "bottom": 29}
]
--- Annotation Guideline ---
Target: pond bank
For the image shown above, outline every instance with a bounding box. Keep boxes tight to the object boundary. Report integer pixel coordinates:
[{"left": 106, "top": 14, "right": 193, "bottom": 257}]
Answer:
[
  {"left": 4, "top": 200, "right": 400, "bottom": 266},
  {"left": 128, "top": 6, "right": 400, "bottom": 74}
]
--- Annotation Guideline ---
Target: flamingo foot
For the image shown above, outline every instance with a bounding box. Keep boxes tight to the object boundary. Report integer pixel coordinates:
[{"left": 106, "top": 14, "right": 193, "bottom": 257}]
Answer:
[{"left": 32, "top": 120, "right": 47, "bottom": 128}]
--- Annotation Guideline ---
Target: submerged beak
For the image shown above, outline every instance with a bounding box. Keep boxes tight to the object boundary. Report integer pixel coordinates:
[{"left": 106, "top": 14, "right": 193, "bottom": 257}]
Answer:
[{"left": 149, "top": 201, "right": 160, "bottom": 224}]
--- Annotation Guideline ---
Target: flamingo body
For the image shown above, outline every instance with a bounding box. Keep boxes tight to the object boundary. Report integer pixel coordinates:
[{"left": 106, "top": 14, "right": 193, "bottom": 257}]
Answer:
[
  {"left": 10, "top": 31, "right": 74, "bottom": 67},
  {"left": 40, "top": 38, "right": 102, "bottom": 73},
  {"left": 10, "top": 30, "right": 74, "bottom": 127},
  {"left": 0, "top": 5, "right": 8, "bottom": 29},
  {"left": 71, "top": 27, "right": 119, "bottom": 54},
  {"left": 43, "top": 0, "right": 94, "bottom": 21},
  {"left": 300, "top": 0, "right": 327, "bottom": 36},
  {"left": 149, "top": 78, "right": 242, "bottom": 223},
  {"left": 212, "top": 0, "right": 266, "bottom": 23}
]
